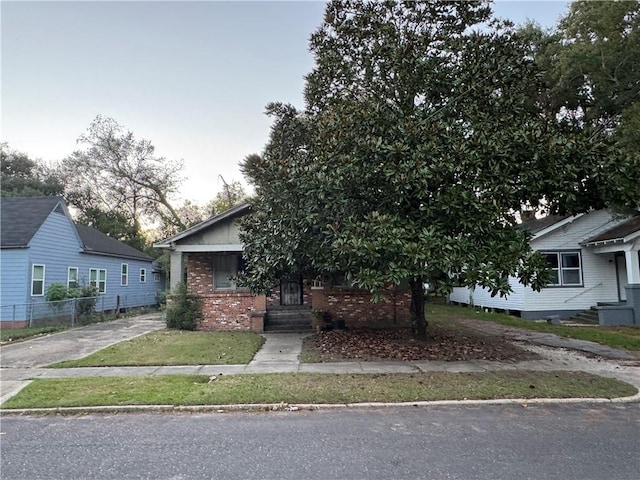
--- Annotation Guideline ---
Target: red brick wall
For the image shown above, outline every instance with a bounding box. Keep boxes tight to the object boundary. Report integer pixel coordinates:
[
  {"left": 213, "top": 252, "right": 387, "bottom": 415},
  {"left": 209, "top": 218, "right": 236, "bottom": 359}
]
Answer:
[
  {"left": 186, "top": 252, "right": 256, "bottom": 331},
  {"left": 186, "top": 252, "right": 410, "bottom": 330},
  {"left": 198, "top": 292, "right": 255, "bottom": 331},
  {"left": 320, "top": 287, "right": 411, "bottom": 329}
]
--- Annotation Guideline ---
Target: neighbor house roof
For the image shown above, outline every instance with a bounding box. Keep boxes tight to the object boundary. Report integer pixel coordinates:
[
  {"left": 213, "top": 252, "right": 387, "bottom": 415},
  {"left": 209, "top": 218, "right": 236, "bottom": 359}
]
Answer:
[
  {"left": 1, "top": 196, "right": 152, "bottom": 261},
  {"left": 1, "top": 196, "right": 66, "bottom": 248},
  {"left": 154, "top": 203, "right": 251, "bottom": 248},
  {"left": 518, "top": 214, "right": 571, "bottom": 235},
  {"left": 582, "top": 214, "right": 640, "bottom": 246},
  {"left": 75, "top": 223, "right": 152, "bottom": 261}
]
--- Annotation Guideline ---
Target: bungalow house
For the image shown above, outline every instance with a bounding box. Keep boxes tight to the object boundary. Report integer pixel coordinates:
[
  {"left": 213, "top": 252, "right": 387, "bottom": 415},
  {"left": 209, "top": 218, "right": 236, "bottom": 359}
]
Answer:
[
  {"left": 448, "top": 209, "right": 640, "bottom": 325},
  {"left": 0, "top": 196, "right": 163, "bottom": 326},
  {"left": 154, "top": 204, "right": 411, "bottom": 332}
]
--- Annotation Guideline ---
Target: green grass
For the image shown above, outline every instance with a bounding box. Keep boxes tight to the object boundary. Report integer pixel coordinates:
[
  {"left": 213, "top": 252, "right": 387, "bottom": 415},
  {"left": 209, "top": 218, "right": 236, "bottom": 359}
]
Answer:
[
  {"left": 428, "top": 304, "right": 640, "bottom": 351},
  {"left": 49, "top": 330, "right": 265, "bottom": 367},
  {"left": 2, "top": 372, "right": 635, "bottom": 409},
  {"left": 0, "top": 325, "right": 67, "bottom": 343}
]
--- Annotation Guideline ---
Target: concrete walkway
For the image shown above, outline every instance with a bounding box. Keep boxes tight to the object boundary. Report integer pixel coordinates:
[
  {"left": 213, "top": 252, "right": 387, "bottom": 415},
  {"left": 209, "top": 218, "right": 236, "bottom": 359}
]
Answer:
[{"left": 1, "top": 317, "right": 639, "bottom": 406}]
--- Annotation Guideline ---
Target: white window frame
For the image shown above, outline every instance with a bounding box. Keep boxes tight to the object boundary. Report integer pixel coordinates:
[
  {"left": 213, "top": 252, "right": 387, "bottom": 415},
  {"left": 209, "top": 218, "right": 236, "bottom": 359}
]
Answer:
[
  {"left": 31, "top": 264, "right": 45, "bottom": 296},
  {"left": 153, "top": 272, "right": 160, "bottom": 282},
  {"left": 542, "top": 251, "right": 583, "bottom": 287},
  {"left": 140, "top": 268, "right": 146, "bottom": 283},
  {"left": 68, "top": 267, "right": 79, "bottom": 289},
  {"left": 121, "top": 263, "right": 129, "bottom": 286},
  {"left": 90, "top": 268, "right": 107, "bottom": 294}
]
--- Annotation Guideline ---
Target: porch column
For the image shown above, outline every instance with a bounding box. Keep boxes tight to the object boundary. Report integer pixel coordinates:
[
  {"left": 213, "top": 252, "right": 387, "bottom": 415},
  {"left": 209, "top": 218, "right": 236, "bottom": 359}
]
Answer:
[
  {"left": 169, "top": 251, "right": 184, "bottom": 292},
  {"left": 624, "top": 249, "right": 640, "bottom": 284},
  {"left": 625, "top": 249, "right": 640, "bottom": 325}
]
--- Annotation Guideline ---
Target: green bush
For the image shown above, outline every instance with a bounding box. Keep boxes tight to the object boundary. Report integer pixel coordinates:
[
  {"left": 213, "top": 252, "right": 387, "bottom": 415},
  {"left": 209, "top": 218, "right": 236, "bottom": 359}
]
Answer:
[
  {"left": 165, "top": 283, "right": 201, "bottom": 331},
  {"left": 45, "top": 283, "right": 69, "bottom": 302}
]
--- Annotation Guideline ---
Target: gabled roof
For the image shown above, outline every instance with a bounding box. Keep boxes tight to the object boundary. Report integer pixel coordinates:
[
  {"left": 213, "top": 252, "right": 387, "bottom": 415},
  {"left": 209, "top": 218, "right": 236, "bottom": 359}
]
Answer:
[
  {"left": 518, "top": 214, "right": 570, "bottom": 235},
  {"left": 1, "top": 196, "right": 152, "bottom": 261},
  {"left": 154, "top": 203, "right": 251, "bottom": 248},
  {"left": 582, "top": 214, "right": 640, "bottom": 246},
  {"left": 75, "top": 223, "right": 152, "bottom": 261},
  {"left": 1, "top": 196, "right": 66, "bottom": 248}
]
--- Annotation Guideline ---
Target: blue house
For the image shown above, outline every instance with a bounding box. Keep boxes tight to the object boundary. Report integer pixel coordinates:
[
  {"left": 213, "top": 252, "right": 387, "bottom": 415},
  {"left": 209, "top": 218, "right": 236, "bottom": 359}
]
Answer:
[{"left": 0, "top": 196, "right": 163, "bottom": 325}]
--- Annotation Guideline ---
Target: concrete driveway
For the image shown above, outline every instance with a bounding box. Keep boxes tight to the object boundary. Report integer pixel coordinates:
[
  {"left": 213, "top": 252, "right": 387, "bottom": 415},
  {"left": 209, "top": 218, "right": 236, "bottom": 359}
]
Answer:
[{"left": 1, "top": 313, "right": 164, "bottom": 369}]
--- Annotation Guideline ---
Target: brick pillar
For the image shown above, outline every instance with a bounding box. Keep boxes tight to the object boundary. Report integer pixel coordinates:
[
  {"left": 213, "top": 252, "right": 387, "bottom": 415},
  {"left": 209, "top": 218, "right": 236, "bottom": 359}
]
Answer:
[{"left": 250, "top": 294, "right": 266, "bottom": 332}]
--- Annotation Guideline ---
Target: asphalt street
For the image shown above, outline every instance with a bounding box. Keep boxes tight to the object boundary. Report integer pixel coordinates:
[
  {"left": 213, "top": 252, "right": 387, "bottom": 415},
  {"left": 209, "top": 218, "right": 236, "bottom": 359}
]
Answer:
[{"left": 1, "top": 403, "right": 639, "bottom": 480}]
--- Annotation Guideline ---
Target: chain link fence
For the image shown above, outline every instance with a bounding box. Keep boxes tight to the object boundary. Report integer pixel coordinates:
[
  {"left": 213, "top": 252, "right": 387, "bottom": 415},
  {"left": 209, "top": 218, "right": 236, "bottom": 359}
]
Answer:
[{"left": 0, "top": 292, "right": 160, "bottom": 329}]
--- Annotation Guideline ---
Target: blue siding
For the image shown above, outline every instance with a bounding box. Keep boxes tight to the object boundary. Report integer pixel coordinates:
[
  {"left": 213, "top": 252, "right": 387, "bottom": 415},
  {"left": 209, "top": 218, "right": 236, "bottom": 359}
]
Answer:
[
  {"left": 1, "top": 209, "right": 160, "bottom": 323},
  {"left": 0, "top": 249, "right": 29, "bottom": 321}
]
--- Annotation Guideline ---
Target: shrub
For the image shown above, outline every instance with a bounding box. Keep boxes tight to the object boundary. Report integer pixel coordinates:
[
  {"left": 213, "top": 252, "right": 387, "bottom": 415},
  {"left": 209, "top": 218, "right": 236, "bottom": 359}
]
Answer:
[
  {"left": 45, "top": 283, "right": 69, "bottom": 302},
  {"left": 165, "top": 283, "right": 201, "bottom": 331}
]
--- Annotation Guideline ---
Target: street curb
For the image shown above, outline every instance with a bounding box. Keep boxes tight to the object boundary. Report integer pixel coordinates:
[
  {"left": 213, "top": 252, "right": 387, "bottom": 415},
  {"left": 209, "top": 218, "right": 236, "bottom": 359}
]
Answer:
[{"left": 2, "top": 390, "right": 639, "bottom": 416}]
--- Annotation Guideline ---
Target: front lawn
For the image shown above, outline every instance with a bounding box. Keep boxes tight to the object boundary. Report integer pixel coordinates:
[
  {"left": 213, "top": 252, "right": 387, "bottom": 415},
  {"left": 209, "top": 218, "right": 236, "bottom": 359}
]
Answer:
[
  {"left": 434, "top": 304, "right": 640, "bottom": 351},
  {"left": 2, "top": 371, "right": 635, "bottom": 409},
  {"left": 0, "top": 326, "right": 67, "bottom": 344},
  {"left": 49, "top": 330, "right": 265, "bottom": 367}
]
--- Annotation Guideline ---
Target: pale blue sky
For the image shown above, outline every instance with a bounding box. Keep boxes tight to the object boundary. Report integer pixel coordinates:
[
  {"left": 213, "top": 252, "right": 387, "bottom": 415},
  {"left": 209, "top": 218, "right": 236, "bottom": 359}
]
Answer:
[{"left": 2, "top": 0, "right": 569, "bottom": 204}]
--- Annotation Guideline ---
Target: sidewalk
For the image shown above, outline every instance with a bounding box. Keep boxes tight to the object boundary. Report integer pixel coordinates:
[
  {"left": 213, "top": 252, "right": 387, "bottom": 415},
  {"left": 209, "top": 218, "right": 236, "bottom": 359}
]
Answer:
[{"left": 2, "top": 320, "right": 640, "bottom": 407}]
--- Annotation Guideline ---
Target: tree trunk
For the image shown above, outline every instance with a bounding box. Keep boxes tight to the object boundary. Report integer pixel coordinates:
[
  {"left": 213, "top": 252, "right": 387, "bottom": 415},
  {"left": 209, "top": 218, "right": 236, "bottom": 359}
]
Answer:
[{"left": 409, "top": 277, "right": 427, "bottom": 340}]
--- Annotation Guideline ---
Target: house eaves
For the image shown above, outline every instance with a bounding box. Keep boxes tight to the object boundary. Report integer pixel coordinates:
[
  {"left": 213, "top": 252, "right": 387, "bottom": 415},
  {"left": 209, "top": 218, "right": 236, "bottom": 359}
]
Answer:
[
  {"left": 154, "top": 203, "right": 251, "bottom": 249},
  {"left": 581, "top": 214, "right": 640, "bottom": 247},
  {"left": 530, "top": 214, "right": 584, "bottom": 242}
]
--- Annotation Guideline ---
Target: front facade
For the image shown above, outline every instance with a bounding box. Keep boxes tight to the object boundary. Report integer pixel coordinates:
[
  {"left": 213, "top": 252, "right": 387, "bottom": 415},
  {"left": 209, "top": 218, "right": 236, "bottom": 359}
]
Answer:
[
  {"left": 0, "top": 197, "right": 162, "bottom": 325},
  {"left": 155, "top": 204, "right": 411, "bottom": 331},
  {"left": 449, "top": 210, "right": 640, "bottom": 325}
]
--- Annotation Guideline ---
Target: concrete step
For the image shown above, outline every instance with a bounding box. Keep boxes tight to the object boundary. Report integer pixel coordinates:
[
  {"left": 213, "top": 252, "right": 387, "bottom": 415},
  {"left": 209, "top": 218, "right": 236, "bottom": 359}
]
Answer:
[
  {"left": 568, "top": 309, "right": 599, "bottom": 325},
  {"left": 264, "top": 308, "right": 313, "bottom": 333}
]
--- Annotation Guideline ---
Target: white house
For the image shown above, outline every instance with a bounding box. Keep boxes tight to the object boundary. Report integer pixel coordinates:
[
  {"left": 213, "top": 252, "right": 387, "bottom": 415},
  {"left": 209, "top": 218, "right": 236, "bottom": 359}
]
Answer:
[{"left": 448, "top": 210, "right": 640, "bottom": 325}]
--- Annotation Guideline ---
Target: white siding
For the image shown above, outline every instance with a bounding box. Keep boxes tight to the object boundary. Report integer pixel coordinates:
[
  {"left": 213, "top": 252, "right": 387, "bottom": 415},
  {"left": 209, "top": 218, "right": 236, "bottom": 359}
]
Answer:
[
  {"left": 450, "top": 278, "right": 525, "bottom": 310},
  {"left": 449, "top": 210, "right": 626, "bottom": 316},
  {"left": 523, "top": 211, "right": 624, "bottom": 313}
]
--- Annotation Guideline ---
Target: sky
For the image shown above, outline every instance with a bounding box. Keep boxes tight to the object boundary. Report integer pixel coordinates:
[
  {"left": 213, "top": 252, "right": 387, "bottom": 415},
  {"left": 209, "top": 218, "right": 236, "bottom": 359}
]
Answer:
[{"left": 2, "top": 0, "right": 570, "bottom": 205}]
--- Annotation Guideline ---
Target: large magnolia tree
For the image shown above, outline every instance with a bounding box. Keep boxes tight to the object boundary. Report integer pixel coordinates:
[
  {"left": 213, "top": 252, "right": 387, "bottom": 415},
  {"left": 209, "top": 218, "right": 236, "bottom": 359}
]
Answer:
[{"left": 240, "top": 0, "right": 634, "bottom": 338}]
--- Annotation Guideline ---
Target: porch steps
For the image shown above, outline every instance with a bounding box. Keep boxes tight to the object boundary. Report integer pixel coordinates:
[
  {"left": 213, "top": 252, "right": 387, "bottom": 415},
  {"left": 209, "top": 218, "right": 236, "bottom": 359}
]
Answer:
[{"left": 264, "top": 306, "right": 314, "bottom": 333}]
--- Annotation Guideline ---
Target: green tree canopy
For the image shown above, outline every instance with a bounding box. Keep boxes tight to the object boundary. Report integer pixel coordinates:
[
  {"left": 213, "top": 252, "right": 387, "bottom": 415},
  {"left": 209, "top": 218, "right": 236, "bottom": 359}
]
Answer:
[
  {"left": 58, "top": 115, "right": 186, "bottom": 249},
  {"left": 1, "top": 144, "right": 64, "bottom": 198},
  {"left": 240, "top": 0, "right": 637, "bottom": 338}
]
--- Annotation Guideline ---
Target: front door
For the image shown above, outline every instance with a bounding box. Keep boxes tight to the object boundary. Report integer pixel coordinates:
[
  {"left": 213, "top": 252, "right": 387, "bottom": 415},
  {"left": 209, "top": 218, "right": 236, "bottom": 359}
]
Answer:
[
  {"left": 616, "top": 253, "right": 629, "bottom": 302},
  {"left": 280, "top": 276, "right": 302, "bottom": 306}
]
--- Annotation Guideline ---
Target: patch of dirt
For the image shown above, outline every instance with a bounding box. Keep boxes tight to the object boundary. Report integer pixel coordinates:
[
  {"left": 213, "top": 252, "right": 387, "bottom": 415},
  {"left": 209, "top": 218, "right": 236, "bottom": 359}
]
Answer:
[{"left": 305, "top": 322, "right": 541, "bottom": 362}]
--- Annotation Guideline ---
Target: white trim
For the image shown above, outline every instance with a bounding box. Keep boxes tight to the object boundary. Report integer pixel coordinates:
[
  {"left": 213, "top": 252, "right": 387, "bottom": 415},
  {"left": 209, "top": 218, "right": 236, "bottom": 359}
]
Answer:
[
  {"left": 67, "top": 267, "right": 79, "bottom": 289},
  {"left": 140, "top": 268, "right": 147, "bottom": 283},
  {"left": 532, "top": 214, "right": 583, "bottom": 241},
  {"left": 173, "top": 244, "right": 244, "bottom": 253},
  {"left": 121, "top": 263, "right": 129, "bottom": 286},
  {"left": 31, "top": 264, "right": 45, "bottom": 296}
]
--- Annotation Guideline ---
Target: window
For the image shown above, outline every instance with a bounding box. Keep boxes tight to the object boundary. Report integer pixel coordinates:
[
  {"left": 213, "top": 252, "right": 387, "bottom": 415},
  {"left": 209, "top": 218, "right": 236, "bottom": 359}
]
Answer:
[
  {"left": 153, "top": 272, "right": 160, "bottom": 282},
  {"left": 31, "top": 264, "right": 45, "bottom": 296},
  {"left": 121, "top": 263, "right": 128, "bottom": 286},
  {"left": 140, "top": 268, "right": 146, "bottom": 283},
  {"left": 543, "top": 251, "right": 583, "bottom": 286},
  {"left": 90, "top": 268, "right": 107, "bottom": 294},
  {"left": 213, "top": 254, "right": 241, "bottom": 290},
  {"left": 332, "top": 272, "right": 355, "bottom": 288},
  {"left": 68, "top": 267, "right": 79, "bottom": 289}
]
